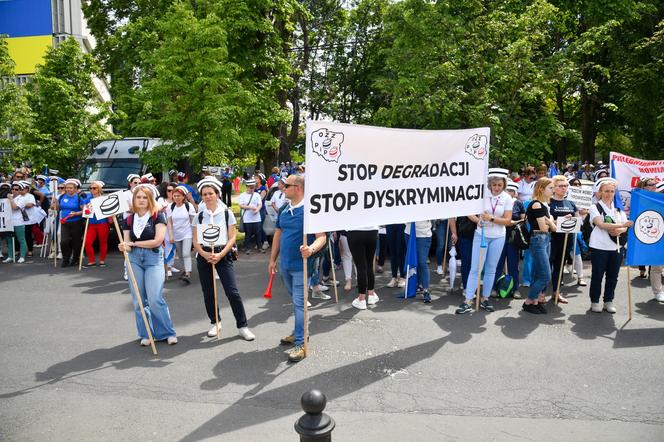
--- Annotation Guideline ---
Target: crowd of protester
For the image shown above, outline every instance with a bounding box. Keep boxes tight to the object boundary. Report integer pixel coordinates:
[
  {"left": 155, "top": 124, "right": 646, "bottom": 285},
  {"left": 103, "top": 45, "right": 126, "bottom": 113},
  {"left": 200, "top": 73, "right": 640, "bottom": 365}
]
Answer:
[{"left": 1, "top": 159, "right": 663, "bottom": 363}]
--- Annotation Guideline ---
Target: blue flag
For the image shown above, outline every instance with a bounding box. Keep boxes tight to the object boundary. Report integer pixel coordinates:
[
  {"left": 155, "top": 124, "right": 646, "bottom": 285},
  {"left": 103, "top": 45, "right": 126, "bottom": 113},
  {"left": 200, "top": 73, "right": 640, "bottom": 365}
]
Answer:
[
  {"left": 626, "top": 189, "right": 664, "bottom": 266},
  {"left": 400, "top": 223, "right": 418, "bottom": 299},
  {"left": 610, "top": 159, "right": 625, "bottom": 210},
  {"left": 548, "top": 162, "right": 558, "bottom": 178}
]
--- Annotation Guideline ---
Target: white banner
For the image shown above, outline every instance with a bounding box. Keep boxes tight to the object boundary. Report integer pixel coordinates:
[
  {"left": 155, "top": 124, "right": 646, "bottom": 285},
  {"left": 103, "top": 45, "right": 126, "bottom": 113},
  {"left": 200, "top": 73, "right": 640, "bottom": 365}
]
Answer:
[
  {"left": 0, "top": 198, "right": 13, "bottom": 233},
  {"left": 610, "top": 152, "right": 664, "bottom": 191},
  {"left": 304, "top": 122, "right": 490, "bottom": 233},
  {"left": 556, "top": 216, "right": 581, "bottom": 233},
  {"left": 90, "top": 191, "right": 129, "bottom": 220},
  {"left": 566, "top": 186, "right": 593, "bottom": 210}
]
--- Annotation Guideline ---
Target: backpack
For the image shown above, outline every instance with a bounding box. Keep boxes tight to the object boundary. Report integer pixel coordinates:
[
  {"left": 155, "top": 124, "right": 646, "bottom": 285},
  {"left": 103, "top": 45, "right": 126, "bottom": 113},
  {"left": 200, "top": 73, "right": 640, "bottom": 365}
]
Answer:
[
  {"left": 170, "top": 201, "right": 191, "bottom": 213},
  {"left": 495, "top": 274, "right": 514, "bottom": 298},
  {"left": 594, "top": 203, "right": 627, "bottom": 247}
]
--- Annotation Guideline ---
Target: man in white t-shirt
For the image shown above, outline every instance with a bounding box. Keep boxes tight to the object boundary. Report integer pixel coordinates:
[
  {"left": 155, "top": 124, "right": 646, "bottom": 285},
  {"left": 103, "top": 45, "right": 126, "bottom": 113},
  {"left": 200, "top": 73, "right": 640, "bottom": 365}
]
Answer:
[{"left": 237, "top": 179, "right": 262, "bottom": 253}]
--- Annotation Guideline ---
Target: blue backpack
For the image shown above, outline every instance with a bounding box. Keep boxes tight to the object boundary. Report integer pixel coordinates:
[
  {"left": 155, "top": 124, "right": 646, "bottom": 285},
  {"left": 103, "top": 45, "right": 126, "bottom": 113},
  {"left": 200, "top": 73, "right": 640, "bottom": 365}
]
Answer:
[{"left": 495, "top": 274, "right": 514, "bottom": 298}]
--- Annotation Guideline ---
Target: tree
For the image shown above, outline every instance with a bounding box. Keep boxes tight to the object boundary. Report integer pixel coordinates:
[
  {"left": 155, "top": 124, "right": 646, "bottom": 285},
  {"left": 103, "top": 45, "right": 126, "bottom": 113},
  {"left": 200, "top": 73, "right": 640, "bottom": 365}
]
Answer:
[
  {"left": 0, "top": 37, "right": 33, "bottom": 167},
  {"left": 16, "top": 38, "right": 112, "bottom": 175}
]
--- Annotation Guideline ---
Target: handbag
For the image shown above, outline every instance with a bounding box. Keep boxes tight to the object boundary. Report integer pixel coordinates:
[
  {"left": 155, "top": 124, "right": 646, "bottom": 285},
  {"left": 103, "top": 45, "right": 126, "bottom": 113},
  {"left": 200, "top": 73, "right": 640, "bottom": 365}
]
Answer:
[
  {"left": 263, "top": 214, "right": 276, "bottom": 236},
  {"left": 508, "top": 221, "right": 530, "bottom": 250},
  {"left": 21, "top": 208, "right": 30, "bottom": 222},
  {"left": 456, "top": 216, "right": 476, "bottom": 239}
]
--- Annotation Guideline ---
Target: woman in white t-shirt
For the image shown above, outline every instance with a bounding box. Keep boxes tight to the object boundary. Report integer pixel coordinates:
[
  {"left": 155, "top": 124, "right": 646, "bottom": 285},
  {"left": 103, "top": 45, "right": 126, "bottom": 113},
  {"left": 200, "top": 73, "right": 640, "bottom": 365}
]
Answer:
[
  {"left": 456, "top": 169, "right": 513, "bottom": 314},
  {"left": 587, "top": 178, "right": 633, "bottom": 313},
  {"left": 167, "top": 186, "right": 196, "bottom": 283},
  {"left": 5, "top": 182, "right": 29, "bottom": 263}
]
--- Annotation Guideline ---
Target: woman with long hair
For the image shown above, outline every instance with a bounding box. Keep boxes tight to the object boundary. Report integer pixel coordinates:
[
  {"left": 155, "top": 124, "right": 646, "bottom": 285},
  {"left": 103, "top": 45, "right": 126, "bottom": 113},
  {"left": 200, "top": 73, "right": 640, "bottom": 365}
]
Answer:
[
  {"left": 192, "top": 178, "right": 254, "bottom": 340},
  {"left": 456, "top": 168, "right": 513, "bottom": 314},
  {"left": 587, "top": 178, "right": 633, "bottom": 313},
  {"left": 83, "top": 181, "right": 112, "bottom": 267},
  {"left": 119, "top": 184, "right": 177, "bottom": 346},
  {"left": 522, "top": 178, "right": 556, "bottom": 314},
  {"left": 548, "top": 175, "right": 578, "bottom": 304},
  {"left": 167, "top": 185, "right": 196, "bottom": 283}
]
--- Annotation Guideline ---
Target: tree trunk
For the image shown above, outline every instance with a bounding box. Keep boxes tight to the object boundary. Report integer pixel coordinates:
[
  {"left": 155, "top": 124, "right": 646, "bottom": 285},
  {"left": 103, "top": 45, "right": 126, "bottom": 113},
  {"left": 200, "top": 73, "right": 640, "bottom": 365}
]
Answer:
[
  {"left": 580, "top": 90, "right": 596, "bottom": 162},
  {"left": 555, "top": 84, "right": 568, "bottom": 163}
]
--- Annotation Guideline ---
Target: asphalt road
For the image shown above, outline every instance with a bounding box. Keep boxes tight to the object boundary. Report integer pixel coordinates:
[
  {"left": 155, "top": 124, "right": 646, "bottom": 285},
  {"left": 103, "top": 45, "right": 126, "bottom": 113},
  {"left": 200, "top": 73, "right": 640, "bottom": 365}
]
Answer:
[{"left": 1, "top": 250, "right": 663, "bottom": 441}]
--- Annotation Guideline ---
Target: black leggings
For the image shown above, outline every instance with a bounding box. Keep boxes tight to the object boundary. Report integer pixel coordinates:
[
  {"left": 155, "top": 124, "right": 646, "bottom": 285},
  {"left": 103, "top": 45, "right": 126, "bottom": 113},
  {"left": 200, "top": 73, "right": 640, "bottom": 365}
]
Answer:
[
  {"left": 346, "top": 230, "right": 378, "bottom": 294},
  {"left": 61, "top": 219, "right": 85, "bottom": 262}
]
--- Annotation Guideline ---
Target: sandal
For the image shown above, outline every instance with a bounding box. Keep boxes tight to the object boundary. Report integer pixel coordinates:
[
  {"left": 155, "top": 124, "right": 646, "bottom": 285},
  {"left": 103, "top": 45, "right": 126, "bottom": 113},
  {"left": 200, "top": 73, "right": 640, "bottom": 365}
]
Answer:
[{"left": 557, "top": 295, "right": 569, "bottom": 304}]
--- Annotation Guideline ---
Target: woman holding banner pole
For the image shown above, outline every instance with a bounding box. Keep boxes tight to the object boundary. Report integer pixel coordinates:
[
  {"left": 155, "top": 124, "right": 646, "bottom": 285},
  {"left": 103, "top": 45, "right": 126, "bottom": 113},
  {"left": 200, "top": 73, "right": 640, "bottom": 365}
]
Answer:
[
  {"left": 456, "top": 169, "right": 513, "bottom": 314},
  {"left": 83, "top": 181, "right": 111, "bottom": 268},
  {"left": 192, "top": 178, "right": 255, "bottom": 341},
  {"left": 523, "top": 178, "right": 556, "bottom": 314},
  {"left": 587, "top": 178, "right": 632, "bottom": 313},
  {"left": 549, "top": 175, "right": 578, "bottom": 304},
  {"left": 118, "top": 184, "right": 177, "bottom": 346}
]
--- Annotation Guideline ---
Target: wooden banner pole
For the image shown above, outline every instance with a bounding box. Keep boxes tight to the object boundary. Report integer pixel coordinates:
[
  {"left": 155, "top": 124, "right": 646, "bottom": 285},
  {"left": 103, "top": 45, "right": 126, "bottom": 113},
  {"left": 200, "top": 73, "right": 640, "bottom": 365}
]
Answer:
[
  {"left": 328, "top": 236, "right": 338, "bottom": 303},
  {"left": 78, "top": 218, "right": 90, "bottom": 271},
  {"left": 112, "top": 217, "right": 157, "bottom": 355},
  {"left": 441, "top": 221, "right": 450, "bottom": 275},
  {"left": 555, "top": 233, "right": 569, "bottom": 304},
  {"left": 303, "top": 233, "right": 309, "bottom": 356},
  {"left": 212, "top": 263, "right": 220, "bottom": 339}
]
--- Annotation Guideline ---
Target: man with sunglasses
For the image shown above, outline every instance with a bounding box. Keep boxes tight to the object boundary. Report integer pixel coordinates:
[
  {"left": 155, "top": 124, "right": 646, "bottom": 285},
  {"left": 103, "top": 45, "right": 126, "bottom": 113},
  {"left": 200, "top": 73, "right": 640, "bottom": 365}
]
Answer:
[{"left": 268, "top": 174, "right": 326, "bottom": 362}]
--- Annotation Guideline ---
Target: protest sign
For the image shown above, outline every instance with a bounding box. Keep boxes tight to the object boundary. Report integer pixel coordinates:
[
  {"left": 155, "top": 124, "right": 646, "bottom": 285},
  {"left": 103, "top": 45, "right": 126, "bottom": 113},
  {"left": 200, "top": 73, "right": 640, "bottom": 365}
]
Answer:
[
  {"left": 197, "top": 222, "right": 227, "bottom": 247},
  {"left": 610, "top": 152, "right": 664, "bottom": 191},
  {"left": 566, "top": 186, "right": 593, "bottom": 209},
  {"left": 626, "top": 189, "right": 664, "bottom": 266},
  {"left": 0, "top": 198, "right": 13, "bottom": 232},
  {"left": 90, "top": 191, "right": 129, "bottom": 219},
  {"left": 556, "top": 216, "right": 581, "bottom": 233},
  {"left": 304, "top": 122, "right": 490, "bottom": 233}
]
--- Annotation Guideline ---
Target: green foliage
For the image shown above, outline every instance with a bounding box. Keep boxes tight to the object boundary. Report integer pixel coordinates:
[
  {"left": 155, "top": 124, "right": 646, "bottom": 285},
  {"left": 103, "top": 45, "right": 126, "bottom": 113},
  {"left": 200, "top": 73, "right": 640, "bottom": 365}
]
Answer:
[{"left": 16, "top": 38, "right": 112, "bottom": 175}]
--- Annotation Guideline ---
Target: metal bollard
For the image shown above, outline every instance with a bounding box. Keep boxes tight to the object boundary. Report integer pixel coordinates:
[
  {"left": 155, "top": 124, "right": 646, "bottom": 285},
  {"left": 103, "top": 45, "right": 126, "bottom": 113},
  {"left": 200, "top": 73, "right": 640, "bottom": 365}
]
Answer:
[{"left": 294, "top": 389, "right": 335, "bottom": 441}]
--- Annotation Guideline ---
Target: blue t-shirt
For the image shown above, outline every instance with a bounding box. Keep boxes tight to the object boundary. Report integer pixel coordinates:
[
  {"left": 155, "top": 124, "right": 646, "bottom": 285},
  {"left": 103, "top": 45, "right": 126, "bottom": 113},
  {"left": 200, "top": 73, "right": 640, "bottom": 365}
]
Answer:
[
  {"left": 276, "top": 204, "right": 315, "bottom": 271},
  {"left": 255, "top": 185, "right": 268, "bottom": 209},
  {"left": 59, "top": 193, "right": 84, "bottom": 222},
  {"left": 511, "top": 199, "right": 525, "bottom": 221}
]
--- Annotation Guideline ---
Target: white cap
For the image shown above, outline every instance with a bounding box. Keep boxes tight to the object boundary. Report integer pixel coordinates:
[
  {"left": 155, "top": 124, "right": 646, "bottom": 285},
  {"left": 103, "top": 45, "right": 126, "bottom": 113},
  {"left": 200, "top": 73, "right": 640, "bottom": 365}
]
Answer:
[
  {"left": 593, "top": 177, "right": 617, "bottom": 193},
  {"left": 133, "top": 183, "right": 159, "bottom": 200}
]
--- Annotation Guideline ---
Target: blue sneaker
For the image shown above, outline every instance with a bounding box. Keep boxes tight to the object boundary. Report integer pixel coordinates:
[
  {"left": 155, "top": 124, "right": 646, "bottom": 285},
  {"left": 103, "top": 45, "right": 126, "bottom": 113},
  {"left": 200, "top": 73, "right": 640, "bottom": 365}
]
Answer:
[
  {"left": 423, "top": 291, "right": 431, "bottom": 303},
  {"left": 455, "top": 302, "right": 472, "bottom": 314}
]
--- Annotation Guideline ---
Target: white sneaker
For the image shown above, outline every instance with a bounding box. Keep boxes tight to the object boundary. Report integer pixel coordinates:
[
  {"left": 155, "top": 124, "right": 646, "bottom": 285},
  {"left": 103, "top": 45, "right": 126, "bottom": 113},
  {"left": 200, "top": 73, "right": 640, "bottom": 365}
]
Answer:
[
  {"left": 591, "top": 302, "right": 602, "bottom": 313},
  {"left": 238, "top": 327, "right": 255, "bottom": 341},
  {"left": 322, "top": 279, "right": 340, "bottom": 287},
  {"left": 48, "top": 252, "right": 55, "bottom": 259},
  {"left": 436, "top": 266, "right": 443, "bottom": 275},
  {"left": 563, "top": 266, "right": 570, "bottom": 274},
  {"left": 167, "top": 270, "right": 173, "bottom": 277},
  {"left": 167, "top": 336, "right": 178, "bottom": 345},
  {"left": 208, "top": 323, "right": 221, "bottom": 337},
  {"left": 57, "top": 252, "right": 63, "bottom": 259},
  {"left": 307, "top": 301, "right": 311, "bottom": 308},
  {"left": 139, "top": 339, "right": 150, "bottom": 346},
  {"left": 2, "top": 257, "right": 14, "bottom": 263},
  {"left": 387, "top": 277, "right": 398, "bottom": 288},
  {"left": 367, "top": 293, "right": 380, "bottom": 305},
  {"left": 262, "top": 241, "right": 270, "bottom": 250},
  {"left": 17, "top": 257, "right": 25, "bottom": 263},
  {"left": 170, "top": 267, "right": 181, "bottom": 273},
  {"left": 123, "top": 269, "right": 128, "bottom": 281},
  {"left": 522, "top": 281, "right": 531, "bottom": 287},
  {"left": 352, "top": 297, "right": 367, "bottom": 310},
  {"left": 311, "top": 290, "right": 332, "bottom": 300},
  {"left": 603, "top": 302, "right": 617, "bottom": 314},
  {"left": 655, "top": 292, "right": 664, "bottom": 303},
  {"left": 397, "top": 278, "right": 406, "bottom": 288}
]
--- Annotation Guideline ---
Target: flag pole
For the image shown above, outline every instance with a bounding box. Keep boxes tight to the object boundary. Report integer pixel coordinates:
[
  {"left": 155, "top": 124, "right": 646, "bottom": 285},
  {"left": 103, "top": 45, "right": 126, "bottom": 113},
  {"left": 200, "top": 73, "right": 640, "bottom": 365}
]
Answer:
[
  {"left": 303, "top": 233, "right": 309, "bottom": 356},
  {"left": 554, "top": 233, "right": 569, "bottom": 304},
  {"left": 112, "top": 217, "right": 157, "bottom": 355},
  {"left": 441, "top": 221, "right": 450, "bottom": 275},
  {"left": 212, "top": 263, "right": 220, "bottom": 340}
]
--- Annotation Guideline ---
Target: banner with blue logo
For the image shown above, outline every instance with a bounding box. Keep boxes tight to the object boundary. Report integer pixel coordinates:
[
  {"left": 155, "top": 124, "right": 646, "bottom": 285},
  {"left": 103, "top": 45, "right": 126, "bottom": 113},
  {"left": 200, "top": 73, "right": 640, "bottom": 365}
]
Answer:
[{"left": 626, "top": 189, "right": 664, "bottom": 266}]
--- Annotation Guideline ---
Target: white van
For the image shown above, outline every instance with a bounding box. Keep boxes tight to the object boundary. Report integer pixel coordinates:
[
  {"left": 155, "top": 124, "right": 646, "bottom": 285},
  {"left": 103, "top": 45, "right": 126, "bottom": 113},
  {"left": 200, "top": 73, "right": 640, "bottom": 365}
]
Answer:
[{"left": 78, "top": 138, "right": 168, "bottom": 192}]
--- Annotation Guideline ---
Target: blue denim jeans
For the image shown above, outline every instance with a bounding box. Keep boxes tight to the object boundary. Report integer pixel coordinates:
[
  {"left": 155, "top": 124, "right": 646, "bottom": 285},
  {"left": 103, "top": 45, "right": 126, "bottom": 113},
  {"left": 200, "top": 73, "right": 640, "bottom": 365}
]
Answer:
[
  {"left": 434, "top": 220, "right": 449, "bottom": 266},
  {"left": 528, "top": 233, "right": 551, "bottom": 300},
  {"left": 464, "top": 232, "right": 505, "bottom": 300},
  {"left": 416, "top": 236, "right": 432, "bottom": 289},
  {"left": 494, "top": 241, "right": 520, "bottom": 291},
  {"left": 280, "top": 265, "right": 305, "bottom": 346},
  {"left": 127, "top": 247, "right": 176, "bottom": 340},
  {"left": 522, "top": 249, "right": 533, "bottom": 285},
  {"left": 458, "top": 236, "right": 473, "bottom": 289}
]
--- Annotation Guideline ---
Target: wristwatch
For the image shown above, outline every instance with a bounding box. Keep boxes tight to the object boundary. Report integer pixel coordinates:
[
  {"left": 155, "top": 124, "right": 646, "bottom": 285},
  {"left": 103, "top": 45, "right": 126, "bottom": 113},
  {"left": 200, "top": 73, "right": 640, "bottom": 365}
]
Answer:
[{"left": 491, "top": 216, "right": 494, "bottom": 222}]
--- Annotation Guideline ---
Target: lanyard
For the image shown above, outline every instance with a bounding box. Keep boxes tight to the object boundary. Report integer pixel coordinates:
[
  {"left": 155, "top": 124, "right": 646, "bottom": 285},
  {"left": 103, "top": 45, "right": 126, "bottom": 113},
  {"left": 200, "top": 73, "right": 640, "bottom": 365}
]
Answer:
[{"left": 490, "top": 195, "right": 500, "bottom": 215}]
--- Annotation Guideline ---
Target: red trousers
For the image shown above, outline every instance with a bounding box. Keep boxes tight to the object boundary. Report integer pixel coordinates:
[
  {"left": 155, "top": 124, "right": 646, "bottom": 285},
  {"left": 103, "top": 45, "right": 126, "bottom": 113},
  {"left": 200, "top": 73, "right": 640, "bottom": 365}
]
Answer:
[{"left": 84, "top": 222, "right": 110, "bottom": 264}]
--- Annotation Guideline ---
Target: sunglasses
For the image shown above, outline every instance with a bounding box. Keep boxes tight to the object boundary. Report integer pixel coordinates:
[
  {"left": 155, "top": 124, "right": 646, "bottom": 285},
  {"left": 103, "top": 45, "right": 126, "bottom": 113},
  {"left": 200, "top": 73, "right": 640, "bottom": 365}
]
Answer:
[
  {"left": 167, "top": 188, "right": 174, "bottom": 192},
  {"left": 12, "top": 187, "right": 20, "bottom": 191},
  {"left": 90, "top": 186, "right": 100, "bottom": 190},
  {"left": 283, "top": 183, "right": 299, "bottom": 189},
  {"left": 58, "top": 186, "right": 65, "bottom": 189}
]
